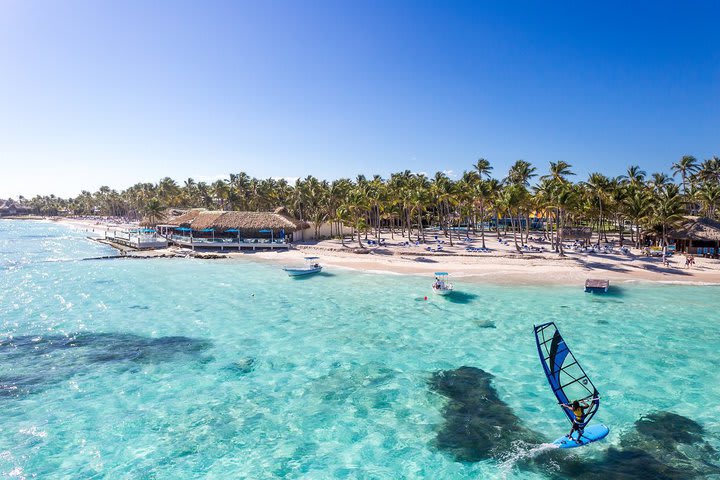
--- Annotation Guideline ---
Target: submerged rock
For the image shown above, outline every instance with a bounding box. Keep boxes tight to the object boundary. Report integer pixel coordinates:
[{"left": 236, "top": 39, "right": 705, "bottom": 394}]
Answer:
[
  {"left": 222, "top": 357, "right": 256, "bottom": 375},
  {"left": 552, "top": 411, "right": 720, "bottom": 480},
  {"left": 430, "top": 366, "right": 542, "bottom": 462},
  {"left": 428, "top": 367, "right": 720, "bottom": 479},
  {"left": 0, "top": 333, "right": 211, "bottom": 399}
]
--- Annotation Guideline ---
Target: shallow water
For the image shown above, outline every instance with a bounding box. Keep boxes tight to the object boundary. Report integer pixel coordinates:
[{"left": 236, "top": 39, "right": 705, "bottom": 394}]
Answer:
[{"left": 1, "top": 220, "right": 719, "bottom": 479}]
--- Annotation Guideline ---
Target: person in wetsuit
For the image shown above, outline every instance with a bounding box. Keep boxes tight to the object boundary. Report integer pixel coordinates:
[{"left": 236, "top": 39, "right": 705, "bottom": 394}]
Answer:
[{"left": 561, "top": 399, "right": 591, "bottom": 442}]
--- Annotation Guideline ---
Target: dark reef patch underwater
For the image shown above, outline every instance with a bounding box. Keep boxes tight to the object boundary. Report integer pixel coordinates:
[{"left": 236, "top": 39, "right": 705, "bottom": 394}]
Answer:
[
  {"left": 429, "top": 366, "right": 542, "bottom": 462},
  {"left": 0, "top": 333, "right": 212, "bottom": 398},
  {"left": 431, "top": 366, "right": 720, "bottom": 479}
]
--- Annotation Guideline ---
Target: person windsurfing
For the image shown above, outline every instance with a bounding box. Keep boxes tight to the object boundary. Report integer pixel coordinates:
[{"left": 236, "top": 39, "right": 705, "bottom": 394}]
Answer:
[{"left": 561, "top": 399, "right": 591, "bottom": 442}]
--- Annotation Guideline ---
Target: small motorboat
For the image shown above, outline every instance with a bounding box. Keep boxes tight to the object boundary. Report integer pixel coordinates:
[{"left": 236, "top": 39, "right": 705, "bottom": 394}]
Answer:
[
  {"left": 431, "top": 272, "right": 454, "bottom": 295},
  {"left": 283, "top": 256, "right": 322, "bottom": 277}
]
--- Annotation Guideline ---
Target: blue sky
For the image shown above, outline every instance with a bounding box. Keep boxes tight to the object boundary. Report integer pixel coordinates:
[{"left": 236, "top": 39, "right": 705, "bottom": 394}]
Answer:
[{"left": 1, "top": 0, "right": 718, "bottom": 198}]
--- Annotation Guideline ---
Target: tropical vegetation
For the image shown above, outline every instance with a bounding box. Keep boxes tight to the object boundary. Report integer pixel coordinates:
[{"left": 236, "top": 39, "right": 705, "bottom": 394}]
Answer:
[{"left": 8, "top": 155, "right": 720, "bottom": 250}]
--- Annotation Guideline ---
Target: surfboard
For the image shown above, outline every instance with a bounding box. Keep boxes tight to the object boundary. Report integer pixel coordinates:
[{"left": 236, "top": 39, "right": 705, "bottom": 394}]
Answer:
[{"left": 553, "top": 424, "right": 610, "bottom": 449}]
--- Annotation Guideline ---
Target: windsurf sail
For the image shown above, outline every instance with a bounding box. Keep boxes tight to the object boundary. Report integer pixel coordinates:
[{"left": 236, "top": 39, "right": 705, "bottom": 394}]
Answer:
[{"left": 534, "top": 322, "right": 600, "bottom": 426}]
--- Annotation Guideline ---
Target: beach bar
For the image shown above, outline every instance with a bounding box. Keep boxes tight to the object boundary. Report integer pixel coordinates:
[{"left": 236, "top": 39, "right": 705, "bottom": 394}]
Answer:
[
  {"left": 160, "top": 207, "right": 308, "bottom": 251},
  {"left": 669, "top": 216, "right": 720, "bottom": 257}
]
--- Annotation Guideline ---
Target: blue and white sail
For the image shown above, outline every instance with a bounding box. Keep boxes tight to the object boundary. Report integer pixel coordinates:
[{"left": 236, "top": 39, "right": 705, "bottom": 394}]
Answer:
[{"left": 533, "top": 322, "right": 600, "bottom": 427}]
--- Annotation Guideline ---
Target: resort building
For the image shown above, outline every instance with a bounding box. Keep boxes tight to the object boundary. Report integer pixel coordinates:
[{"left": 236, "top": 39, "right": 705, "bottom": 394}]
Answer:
[
  {"left": 670, "top": 216, "right": 720, "bottom": 257},
  {"left": 159, "top": 207, "right": 309, "bottom": 251},
  {"left": 0, "top": 200, "right": 32, "bottom": 217}
]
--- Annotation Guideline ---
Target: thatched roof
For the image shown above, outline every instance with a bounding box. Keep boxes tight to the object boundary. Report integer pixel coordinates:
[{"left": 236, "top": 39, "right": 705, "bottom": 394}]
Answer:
[
  {"left": 169, "top": 208, "right": 308, "bottom": 233},
  {"left": 558, "top": 226, "right": 592, "bottom": 240},
  {"left": 670, "top": 216, "right": 720, "bottom": 242},
  {"left": 0, "top": 201, "right": 32, "bottom": 215}
]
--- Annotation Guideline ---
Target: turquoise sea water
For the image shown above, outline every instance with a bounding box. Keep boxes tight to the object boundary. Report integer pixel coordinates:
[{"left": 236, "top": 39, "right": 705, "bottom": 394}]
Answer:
[{"left": 1, "top": 220, "right": 720, "bottom": 479}]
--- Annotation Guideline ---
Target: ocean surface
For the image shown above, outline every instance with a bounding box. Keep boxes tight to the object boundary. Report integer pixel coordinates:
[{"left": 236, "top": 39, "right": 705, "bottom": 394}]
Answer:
[{"left": 1, "top": 220, "right": 719, "bottom": 479}]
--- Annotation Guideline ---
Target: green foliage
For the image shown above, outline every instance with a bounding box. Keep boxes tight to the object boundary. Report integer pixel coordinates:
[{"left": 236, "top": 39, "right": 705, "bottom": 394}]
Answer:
[{"left": 16, "top": 154, "right": 720, "bottom": 249}]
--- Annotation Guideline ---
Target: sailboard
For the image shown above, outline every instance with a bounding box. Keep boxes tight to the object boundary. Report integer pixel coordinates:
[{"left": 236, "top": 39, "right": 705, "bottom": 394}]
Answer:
[{"left": 533, "top": 322, "right": 609, "bottom": 448}]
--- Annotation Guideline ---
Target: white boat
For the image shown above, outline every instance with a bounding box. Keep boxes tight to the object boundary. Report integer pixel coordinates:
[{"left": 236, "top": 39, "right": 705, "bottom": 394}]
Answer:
[
  {"left": 431, "top": 272, "right": 454, "bottom": 295},
  {"left": 283, "top": 256, "right": 322, "bottom": 277}
]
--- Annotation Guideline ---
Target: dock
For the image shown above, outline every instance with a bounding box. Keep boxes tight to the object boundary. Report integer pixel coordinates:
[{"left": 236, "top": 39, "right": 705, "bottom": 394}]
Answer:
[
  {"left": 584, "top": 279, "right": 610, "bottom": 293},
  {"left": 105, "top": 229, "right": 168, "bottom": 250},
  {"left": 166, "top": 235, "right": 289, "bottom": 251}
]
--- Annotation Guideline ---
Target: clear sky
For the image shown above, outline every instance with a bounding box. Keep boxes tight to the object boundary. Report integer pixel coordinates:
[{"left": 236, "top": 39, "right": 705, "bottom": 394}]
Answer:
[{"left": 1, "top": 0, "right": 718, "bottom": 198}]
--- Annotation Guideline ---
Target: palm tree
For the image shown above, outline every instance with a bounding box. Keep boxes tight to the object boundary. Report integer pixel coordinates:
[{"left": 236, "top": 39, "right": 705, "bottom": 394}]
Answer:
[
  {"left": 497, "top": 184, "right": 526, "bottom": 251},
  {"left": 696, "top": 157, "right": 720, "bottom": 185},
  {"left": 649, "top": 172, "right": 672, "bottom": 193},
  {"left": 555, "top": 183, "right": 577, "bottom": 256},
  {"left": 671, "top": 155, "right": 699, "bottom": 194},
  {"left": 409, "top": 174, "right": 430, "bottom": 243},
  {"left": 542, "top": 161, "right": 574, "bottom": 183},
  {"left": 210, "top": 180, "right": 230, "bottom": 210},
  {"left": 507, "top": 160, "right": 537, "bottom": 186},
  {"left": 623, "top": 191, "right": 652, "bottom": 248},
  {"left": 619, "top": 165, "right": 646, "bottom": 188},
  {"left": 582, "top": 173, "right": 610, "bottom": 245},
  {"left": 698, "top": 183, "right": 720, "bottom": 219},
  {"left": 652, "top": 185, "right": 685, "bottom": 247},
  {"left": 142, "top": 197, "right": 165, "bottom": 227},
  {"left": 474, "top": 158, "right": 493, "bottom": 179},
  {"left": 473, "top": 180, "right": 494, "bottom": 248},
  {"left": 344, "top": 185, "right": 370, "bottom": 247},
  {"left": 540, "top": 161, "right": 574, "bottom": 249}
]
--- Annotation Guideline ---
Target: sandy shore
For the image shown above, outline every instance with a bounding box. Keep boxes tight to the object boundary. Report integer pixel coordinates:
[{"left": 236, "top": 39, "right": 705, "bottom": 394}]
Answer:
[
  {"left": 45, "top": 217, "right": 720, "bottom": 286},
  {"left": 251, "top": 240, "right": 720, "bottom": 286}
]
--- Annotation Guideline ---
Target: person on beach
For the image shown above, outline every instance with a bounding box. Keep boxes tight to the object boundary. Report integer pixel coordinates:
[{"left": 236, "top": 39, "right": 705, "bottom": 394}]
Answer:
[{"left": 561, "top": 399, "right": 592, "bottom": 442}]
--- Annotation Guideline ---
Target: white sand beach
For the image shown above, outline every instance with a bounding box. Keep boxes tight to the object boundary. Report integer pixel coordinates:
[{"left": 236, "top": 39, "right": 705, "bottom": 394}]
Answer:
[
  {"left": 253, "top": 237, "right": 720, "bottom": 286},
  {"left": 46, "top": 217, "right": 720, "bottom": 286}
]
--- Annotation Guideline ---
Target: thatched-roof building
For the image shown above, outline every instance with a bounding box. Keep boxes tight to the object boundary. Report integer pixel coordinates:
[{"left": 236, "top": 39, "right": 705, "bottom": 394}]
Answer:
[
  {"left": 669, "top": 216, "right": 720, "bottom": 254},
  {"left": 0, "top": 200, "right": 32, "bottom": 217},
  {"left": 165, "top": 207, "right": 308, "bottom": 236}
]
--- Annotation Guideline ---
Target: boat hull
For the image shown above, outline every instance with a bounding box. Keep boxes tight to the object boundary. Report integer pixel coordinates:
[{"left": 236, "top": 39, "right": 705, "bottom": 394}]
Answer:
[
  {"left": 432, "top": 287, "right": 453, "bottom": 295},
  {"left": 283, "top": 266, "right": 322, "bottom": 277}
]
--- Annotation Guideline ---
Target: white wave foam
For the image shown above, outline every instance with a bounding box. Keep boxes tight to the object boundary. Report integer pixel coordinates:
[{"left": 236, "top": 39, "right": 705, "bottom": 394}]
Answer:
[{"left": 496, "top": 441, "right": 558, "bottom": 479}]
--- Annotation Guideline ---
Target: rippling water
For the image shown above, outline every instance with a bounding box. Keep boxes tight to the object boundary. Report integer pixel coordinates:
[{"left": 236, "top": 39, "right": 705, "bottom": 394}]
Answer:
[{"left": 1, "top": 220, "right": 719, "bottom": 479}]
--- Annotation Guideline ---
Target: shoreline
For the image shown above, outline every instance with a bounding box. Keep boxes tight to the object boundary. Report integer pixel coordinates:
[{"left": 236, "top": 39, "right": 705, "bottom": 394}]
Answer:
[{"left": 9, "top": 216, "right": 720, "bottom": 287}]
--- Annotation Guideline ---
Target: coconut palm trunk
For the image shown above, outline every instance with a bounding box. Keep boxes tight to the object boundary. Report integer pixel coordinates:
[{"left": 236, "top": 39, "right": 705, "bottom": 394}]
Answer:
[{"left": 480, "top": 205, "right": 486, "bottom": 249}]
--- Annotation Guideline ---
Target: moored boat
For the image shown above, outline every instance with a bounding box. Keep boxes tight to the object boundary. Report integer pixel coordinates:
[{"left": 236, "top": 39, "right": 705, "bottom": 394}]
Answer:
[
  {"left": 283, "top": 256, "right": 322, "bottom": 277},
  {"left": 431, "top": 272, "right": 454, "bottom": 295}
]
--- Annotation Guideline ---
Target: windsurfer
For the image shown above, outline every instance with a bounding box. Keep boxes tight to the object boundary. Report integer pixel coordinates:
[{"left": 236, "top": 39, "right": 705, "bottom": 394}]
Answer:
[{"left": 562, "top": 399, "right": 591, "bottom": 441}]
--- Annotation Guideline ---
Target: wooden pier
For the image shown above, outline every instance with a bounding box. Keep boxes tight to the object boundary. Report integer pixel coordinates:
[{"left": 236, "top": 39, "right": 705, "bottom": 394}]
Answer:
[
  {"left": 584, "top": 278, "right": 610, "bottom": 293},
  {"left": 166, "top": 236, "right": 290, "bottom": 251}
]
